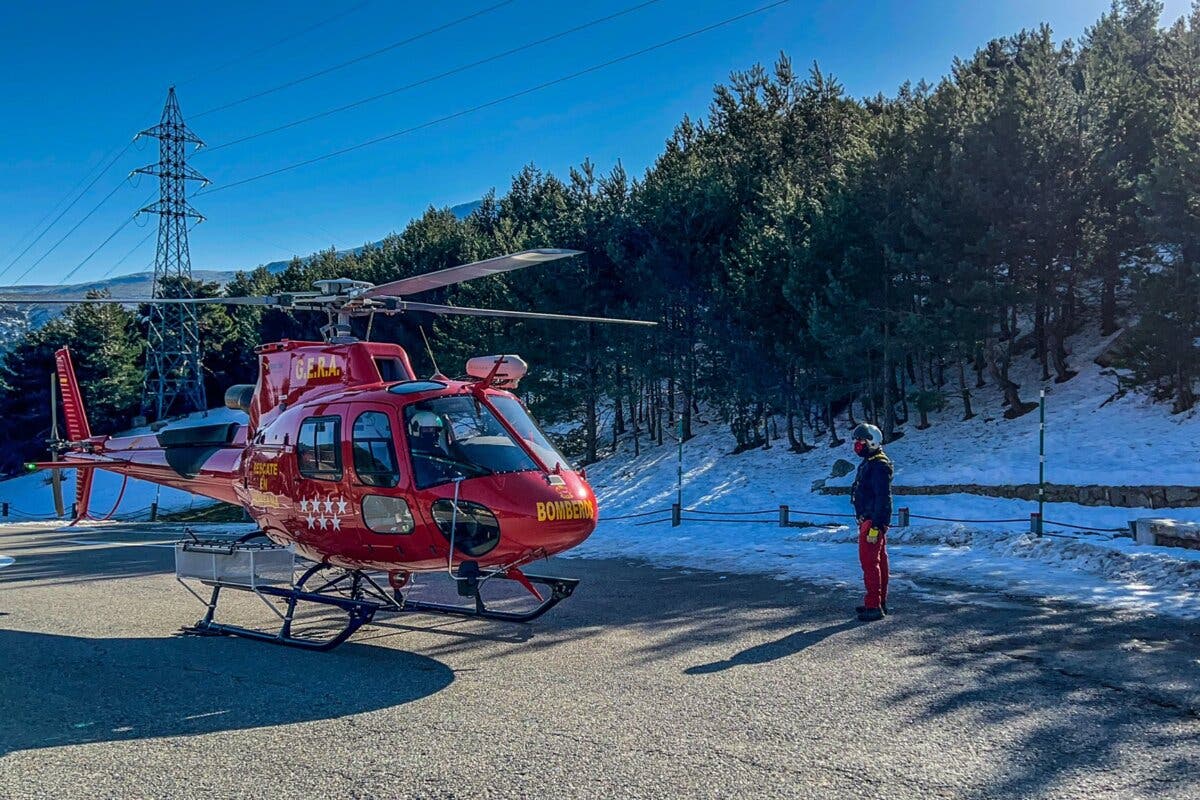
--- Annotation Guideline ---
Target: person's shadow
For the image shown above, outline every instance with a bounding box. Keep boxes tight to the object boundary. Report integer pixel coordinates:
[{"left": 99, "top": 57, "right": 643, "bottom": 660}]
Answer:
[
  {"left": 0, "top": 628, "right": 454, "bottom": 755},
  {"left": 684, "top": 620, "right": 859, "bottom": 674}
]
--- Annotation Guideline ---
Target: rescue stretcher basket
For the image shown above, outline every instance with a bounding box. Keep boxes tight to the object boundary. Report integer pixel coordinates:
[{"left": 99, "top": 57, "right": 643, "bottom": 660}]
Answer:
[{"left": 175, "top": 539, "right": 294, "bottom": 587}]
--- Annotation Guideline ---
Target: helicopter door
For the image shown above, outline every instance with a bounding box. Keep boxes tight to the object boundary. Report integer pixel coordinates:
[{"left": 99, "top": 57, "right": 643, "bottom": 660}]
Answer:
[
  {"left": 349, "top": 403, "right": 419, "bottom": 541},
  {"left": 293, "top": 411, "right": 355, "bottom": 548}
]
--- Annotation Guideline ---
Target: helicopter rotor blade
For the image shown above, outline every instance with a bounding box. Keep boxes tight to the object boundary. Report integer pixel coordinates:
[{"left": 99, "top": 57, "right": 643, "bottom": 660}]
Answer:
[
  {"left": 362, "top": 248, "right": 582, "bottom": 299},
  {"left": 0, "top": 294, "right": 317, "bottom": 307},
  {"left": 397, "top": 300, "right": 656, "bottom": 326}
]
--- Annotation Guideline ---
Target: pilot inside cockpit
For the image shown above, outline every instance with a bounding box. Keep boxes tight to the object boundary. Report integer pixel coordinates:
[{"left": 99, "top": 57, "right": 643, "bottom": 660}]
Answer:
[
  {"left": 408, "top": 410, "right": 459, "bottom": 487},
  {"left": 409, "top": 410, "right": 449, "bottom": 457}
]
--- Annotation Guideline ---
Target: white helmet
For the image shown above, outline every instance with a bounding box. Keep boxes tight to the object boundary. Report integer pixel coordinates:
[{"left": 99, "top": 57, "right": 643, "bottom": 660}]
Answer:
[
  {"left": 851, "top": 422, "right": 883, "bottom": 449},
  {"left": 409, "top": 410, "right": 444, "bottom": 438}
]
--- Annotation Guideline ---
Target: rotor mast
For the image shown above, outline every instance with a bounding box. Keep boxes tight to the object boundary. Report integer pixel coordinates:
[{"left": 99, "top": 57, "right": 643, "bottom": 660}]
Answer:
[{"left": 136, "top": 87, "right": 209, "bottom": 421}]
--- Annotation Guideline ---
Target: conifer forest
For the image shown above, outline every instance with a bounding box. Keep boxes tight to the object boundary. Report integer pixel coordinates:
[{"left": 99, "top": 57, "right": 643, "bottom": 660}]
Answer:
[{"left": 1, "top": 1, "right": 1198, "bottom": 474}]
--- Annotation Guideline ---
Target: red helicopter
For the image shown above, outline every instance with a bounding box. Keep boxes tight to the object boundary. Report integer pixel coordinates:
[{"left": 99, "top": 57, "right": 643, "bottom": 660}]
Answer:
[{"left": 11, "top": 249, "right": 654, "bottom": 649}]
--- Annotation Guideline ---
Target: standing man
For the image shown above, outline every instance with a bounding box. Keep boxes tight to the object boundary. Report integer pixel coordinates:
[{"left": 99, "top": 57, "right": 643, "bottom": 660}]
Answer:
[{"left": 850, "top": 423, "right": 893, "bottom": 622}]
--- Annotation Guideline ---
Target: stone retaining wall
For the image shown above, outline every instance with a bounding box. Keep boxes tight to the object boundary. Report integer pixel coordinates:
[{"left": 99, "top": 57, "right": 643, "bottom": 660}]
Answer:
[{"left": 819, "top": 482, "right": 1200, "bottom": 508}]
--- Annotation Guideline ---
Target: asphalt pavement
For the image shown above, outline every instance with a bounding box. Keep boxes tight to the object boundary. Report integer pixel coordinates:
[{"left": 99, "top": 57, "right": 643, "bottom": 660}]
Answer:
[{"left": 0, "top": 522, "right": 1196, "bottom": 800}]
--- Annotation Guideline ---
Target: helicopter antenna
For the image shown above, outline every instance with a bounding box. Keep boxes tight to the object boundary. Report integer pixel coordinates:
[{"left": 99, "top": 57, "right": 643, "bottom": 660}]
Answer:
[{"left": 419, "top": 324, "right": 443, "bottom": 379}]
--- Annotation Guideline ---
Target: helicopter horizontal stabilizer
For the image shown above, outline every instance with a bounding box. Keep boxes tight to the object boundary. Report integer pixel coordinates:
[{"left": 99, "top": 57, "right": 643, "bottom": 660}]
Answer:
[{"left": 26, "top": 460, "right": 105, "bottom": 471}]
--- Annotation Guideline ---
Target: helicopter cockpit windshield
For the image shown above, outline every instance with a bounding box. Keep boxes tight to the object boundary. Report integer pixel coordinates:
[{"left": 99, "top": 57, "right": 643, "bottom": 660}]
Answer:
[
  {"left": 487, "top": 395, "right": 569, "bottom": 472},
  {"left": 405, "top": 396, "right": 545, "bottom": 489}
]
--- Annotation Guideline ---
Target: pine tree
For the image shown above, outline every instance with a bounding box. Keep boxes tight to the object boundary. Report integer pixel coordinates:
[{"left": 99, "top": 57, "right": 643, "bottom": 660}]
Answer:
[
  {"left": 1128, "top": 5, "right": 1200, "bottom": 411},
  {"left": 1081, "top": 1, "right": 1165, "bottom": 335}
]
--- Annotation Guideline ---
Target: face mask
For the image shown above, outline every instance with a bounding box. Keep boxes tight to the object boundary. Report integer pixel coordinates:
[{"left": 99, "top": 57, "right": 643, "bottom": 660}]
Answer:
[{"left": 853, "top": 440, "right": 868, "bottom": 456}]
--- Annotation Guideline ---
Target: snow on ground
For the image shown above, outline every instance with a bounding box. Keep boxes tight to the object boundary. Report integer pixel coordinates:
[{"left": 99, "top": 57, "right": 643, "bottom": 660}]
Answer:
[
  {"left": 0, "top": 469, "right": 214, "bottom": 521},
  {"left": 0, "top": 407, "right": 248, "bottom": 521},
  {"left": 814, "top": 328, "right": 1200, "bottom": 488},
  {"left": 581, "top": 328, "right": 1200, "bottom": 618}
]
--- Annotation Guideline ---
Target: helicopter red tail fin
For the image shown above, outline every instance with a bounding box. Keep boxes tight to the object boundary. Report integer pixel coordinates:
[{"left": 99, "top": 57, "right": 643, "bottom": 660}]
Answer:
[{"left": 55, "top": 347, "right": 92, "bottom": 441}]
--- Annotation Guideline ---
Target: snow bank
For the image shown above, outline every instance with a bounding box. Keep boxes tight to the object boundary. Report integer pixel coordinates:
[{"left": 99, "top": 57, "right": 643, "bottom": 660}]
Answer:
[
  {"left": 825, "top": 329, "right": 1200, "bottom": 488},
  {"left": 577, "top": 514, "right": 1200, "bottom": 619}
]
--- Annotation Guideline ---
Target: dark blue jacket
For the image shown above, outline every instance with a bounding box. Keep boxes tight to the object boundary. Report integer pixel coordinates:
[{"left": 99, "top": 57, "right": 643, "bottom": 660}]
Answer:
[{"left": 851, "top": 451, "right": 893, "bottom": 526}]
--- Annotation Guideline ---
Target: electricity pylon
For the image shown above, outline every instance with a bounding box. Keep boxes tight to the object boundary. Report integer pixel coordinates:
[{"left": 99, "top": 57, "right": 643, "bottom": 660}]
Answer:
[{"left": 136, "top": 87, "right": 208, "bottom": 420}]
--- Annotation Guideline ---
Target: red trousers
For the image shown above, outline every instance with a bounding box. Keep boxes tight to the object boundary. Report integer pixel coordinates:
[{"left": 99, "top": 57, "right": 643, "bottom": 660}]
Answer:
[{"left": 858, "top": 519, "right": 889, "bottom": 609}]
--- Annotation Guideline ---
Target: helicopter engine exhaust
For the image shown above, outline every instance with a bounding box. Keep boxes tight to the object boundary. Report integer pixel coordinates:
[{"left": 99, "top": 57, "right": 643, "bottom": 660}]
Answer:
[{"left": 224, "top": 384, "right": 255, "bottom": 413}]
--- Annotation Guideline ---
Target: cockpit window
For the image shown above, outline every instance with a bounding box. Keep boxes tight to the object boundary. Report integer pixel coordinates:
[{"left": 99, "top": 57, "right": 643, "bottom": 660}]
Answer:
[
  {"left": 488, "top": 395, "right": 569, "bottom": 472},
  {"left": 403, "top": 396, "right": 538, "bottom": 489}
]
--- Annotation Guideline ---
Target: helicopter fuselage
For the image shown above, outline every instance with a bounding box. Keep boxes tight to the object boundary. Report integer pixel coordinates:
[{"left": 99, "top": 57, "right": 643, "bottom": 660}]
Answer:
[{"left": 61, "top": 339, "right": 599, "bottom": 575}]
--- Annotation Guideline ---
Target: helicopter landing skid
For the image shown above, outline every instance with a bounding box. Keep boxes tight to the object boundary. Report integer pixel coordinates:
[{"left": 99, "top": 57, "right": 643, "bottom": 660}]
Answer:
[
  {"left": 180, "top": 581, "right": 382, "bottom": 652},
  {"left": 176, "top": 543, "right": 390, "bottom": 652},
  {"left": 398, "top": 568, "right": 579, "bottom": 624},
  {"left": 175, "top": 540, "right": 578, "bottom": 650}
]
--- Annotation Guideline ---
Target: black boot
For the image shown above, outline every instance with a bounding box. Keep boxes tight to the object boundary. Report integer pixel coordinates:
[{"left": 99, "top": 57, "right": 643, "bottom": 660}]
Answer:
[
  {"left": 857, "top": 604, "right": 888, "bottom": 616},
  {"left": 882, "top": 602, "right": 889, "bottom": 616},
  {"left": 857, "top": 607, "right": 884, "bottom": 622}
]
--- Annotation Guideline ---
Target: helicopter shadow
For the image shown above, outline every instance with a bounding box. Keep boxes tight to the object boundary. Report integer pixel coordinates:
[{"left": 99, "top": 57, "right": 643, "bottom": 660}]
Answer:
[{"left": 0, "top": 628, "right": 454, "bottom": 755}]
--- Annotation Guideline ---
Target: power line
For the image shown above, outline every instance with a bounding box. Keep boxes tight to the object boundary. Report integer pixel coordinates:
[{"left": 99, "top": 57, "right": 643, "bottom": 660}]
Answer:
[
  {"left": 0, "top": 140, "right": 130, "bottom": 268},
  {"left": 5, "top": 210, "right": 139, "bottom": 290},
  {"left": 201, "top": 0, "right": 664, "bottom": 156},
  {"left": 55, "top": 213, "right": 140, "bottom": 286},
  {"left": 0, "top": 141, "right": 134, "bottom": 284},
  {"left": 100, "top": 227, "right": 158, "bottom": 280},
  {"left": 192, "top": 1, "right": 517, "bottom": 119},
  {"left": 8, "top": 184, "right": 147, "bottom": 286},
  {"left": 175, "top": 1, "right": 374, "bottom": 87},
  {"left": 6, "top": 1, "right": 377, "bottom": 289},
  {"left": 199, "top": 0, "right": 792, "bottom": 198}
]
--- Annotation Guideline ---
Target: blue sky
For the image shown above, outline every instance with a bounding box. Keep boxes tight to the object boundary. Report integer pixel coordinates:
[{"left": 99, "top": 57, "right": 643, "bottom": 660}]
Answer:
[{"left": 0, "top": 0, "right": 1192, "bottom": 286}]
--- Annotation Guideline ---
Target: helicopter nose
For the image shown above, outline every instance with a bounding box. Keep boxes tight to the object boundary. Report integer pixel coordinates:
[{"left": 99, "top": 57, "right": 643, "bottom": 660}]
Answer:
[{"left": 513, "top": 473, "right": 597, "bottom": 553}]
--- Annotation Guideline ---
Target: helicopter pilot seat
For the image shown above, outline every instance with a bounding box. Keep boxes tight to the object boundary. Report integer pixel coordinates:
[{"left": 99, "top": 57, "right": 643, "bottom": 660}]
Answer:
[{"left": 409, "top": 411, "right": 460, "bottom": 488}]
